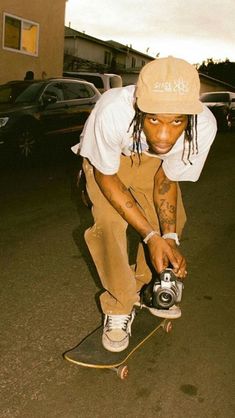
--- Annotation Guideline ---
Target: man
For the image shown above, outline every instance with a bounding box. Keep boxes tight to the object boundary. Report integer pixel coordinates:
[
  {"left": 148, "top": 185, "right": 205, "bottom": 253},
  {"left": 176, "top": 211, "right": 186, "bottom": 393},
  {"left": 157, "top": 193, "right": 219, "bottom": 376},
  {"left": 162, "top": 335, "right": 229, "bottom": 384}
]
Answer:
[
  {"left": 24, "top": 70, "right": 34, "bottom": 80},
  {"left": 72, "top": 56, "right": 217, "bottom": 353}
]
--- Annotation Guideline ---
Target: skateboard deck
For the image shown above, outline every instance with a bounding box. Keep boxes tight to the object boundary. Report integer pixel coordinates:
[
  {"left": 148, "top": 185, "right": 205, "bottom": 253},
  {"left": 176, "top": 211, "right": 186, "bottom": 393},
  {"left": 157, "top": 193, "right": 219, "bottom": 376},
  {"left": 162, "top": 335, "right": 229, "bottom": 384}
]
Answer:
[{"left": 63, "top": 308, "right": 173, "bottom": 379}]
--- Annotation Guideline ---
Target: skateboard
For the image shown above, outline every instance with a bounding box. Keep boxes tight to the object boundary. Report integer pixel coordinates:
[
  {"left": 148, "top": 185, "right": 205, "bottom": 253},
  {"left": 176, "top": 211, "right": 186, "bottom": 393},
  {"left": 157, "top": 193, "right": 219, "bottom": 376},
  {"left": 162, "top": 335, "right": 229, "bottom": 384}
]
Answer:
[{"left": 63, "top": 308, "right": 173, "bottom": 379}]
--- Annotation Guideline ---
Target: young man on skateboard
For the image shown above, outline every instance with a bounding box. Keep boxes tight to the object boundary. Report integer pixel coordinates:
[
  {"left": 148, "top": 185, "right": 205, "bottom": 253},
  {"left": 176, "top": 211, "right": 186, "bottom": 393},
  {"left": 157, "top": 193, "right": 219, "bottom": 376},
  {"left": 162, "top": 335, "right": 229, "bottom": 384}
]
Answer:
[{"left": 72, "top": 56, "right": 217, "bottom": 353}]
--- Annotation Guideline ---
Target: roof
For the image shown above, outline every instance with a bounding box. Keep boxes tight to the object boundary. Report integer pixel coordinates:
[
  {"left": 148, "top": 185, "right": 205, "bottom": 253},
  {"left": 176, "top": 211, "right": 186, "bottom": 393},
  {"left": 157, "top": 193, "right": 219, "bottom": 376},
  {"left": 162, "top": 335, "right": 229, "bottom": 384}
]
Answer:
[
  {"left": 106, "top": 40, "right": 155, "bottom": 59},
  {"left": 199, "top": 72, "right": 235, "bottom": 91},
  {"left": 64, "top": 26, "right": 155, "bottom": 59},
  {"left": 64, "top": 26, "right": 123, "bottom": 52}
]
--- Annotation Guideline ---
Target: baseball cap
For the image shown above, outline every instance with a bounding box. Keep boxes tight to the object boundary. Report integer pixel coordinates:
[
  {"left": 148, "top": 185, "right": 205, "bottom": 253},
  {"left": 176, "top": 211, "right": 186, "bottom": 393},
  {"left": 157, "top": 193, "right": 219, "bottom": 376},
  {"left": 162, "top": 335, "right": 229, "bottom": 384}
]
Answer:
[{"left": 136, "top": 56, "right": 203, "bottom": 114}]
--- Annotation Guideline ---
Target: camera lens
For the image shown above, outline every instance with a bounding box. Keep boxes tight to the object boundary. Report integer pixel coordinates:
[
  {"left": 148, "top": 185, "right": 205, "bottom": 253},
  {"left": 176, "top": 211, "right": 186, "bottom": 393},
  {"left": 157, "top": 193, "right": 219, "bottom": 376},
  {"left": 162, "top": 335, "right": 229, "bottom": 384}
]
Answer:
[
  {"left": 160, "top": 292, "right": 172, "bottom": 304},
  {"left": 154, "top": 288, "right": 175, "bottom": 309}
]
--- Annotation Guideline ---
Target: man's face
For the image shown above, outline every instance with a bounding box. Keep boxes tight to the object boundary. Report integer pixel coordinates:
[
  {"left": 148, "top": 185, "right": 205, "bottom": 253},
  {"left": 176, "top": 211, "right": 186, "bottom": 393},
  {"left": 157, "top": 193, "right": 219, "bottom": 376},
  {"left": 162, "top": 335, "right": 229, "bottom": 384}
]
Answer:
[{"left": 143, "top": 113, "right": 188, "bottom": 155}]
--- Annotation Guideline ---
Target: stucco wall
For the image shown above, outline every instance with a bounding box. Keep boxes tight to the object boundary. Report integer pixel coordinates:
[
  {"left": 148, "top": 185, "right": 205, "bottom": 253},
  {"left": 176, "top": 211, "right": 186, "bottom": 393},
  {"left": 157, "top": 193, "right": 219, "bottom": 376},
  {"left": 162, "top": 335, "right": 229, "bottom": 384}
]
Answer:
[{"left": 0, "top": 0, "right": 66, "bottom": 84}]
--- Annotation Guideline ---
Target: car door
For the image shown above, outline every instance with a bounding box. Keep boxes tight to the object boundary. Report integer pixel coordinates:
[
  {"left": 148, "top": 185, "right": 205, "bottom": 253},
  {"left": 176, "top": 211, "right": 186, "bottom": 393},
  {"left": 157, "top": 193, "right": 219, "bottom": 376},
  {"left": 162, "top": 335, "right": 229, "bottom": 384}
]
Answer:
[
  {"left": 39, "top": 81, "right": 69, "bottom": 135},
  {"left": 61, "top": 80, "right": 98, "bottom": 133}
]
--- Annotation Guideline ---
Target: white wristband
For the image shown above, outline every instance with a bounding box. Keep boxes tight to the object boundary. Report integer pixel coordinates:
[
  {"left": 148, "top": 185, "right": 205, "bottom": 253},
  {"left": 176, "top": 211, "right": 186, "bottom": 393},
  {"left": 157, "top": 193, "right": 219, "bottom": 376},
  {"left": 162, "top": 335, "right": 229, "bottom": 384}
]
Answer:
[
  {"left": 143, "top": 230, "right": 160, "bottom": 244},
  {"left": 162, "top": 232, "right": 180, "bottom": 246}
]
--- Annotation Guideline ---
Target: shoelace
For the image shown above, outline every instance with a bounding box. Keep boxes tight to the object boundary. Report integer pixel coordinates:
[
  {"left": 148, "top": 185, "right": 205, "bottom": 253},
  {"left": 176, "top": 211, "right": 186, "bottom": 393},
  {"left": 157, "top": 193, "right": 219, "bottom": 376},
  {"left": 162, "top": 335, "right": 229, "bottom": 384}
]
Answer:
[{"left": 105, "top": 312, "right": 135, "bottom": 335}]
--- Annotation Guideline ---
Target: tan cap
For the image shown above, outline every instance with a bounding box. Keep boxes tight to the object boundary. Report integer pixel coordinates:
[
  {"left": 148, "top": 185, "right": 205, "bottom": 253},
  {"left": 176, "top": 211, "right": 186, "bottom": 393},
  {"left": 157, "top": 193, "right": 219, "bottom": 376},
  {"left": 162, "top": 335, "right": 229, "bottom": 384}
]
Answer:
[{"left": 136, "top": 56, "right": 203, "bottom": 114}]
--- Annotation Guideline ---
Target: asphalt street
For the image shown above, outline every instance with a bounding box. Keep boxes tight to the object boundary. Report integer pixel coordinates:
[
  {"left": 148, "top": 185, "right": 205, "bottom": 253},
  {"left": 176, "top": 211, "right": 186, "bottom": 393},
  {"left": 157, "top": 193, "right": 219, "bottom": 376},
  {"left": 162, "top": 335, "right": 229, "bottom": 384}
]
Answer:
[{"left": 0, "top": 131, "right": 234, "bottom": 418}]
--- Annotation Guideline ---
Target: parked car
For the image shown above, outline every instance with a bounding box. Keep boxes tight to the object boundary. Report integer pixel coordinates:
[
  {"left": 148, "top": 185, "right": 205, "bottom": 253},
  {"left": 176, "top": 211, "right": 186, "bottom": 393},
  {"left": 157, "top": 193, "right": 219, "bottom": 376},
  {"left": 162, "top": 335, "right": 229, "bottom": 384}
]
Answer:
[
  {"left": 0, "top": 78, "right": 101, "bottom": 158},
  {"left": 200, "top": 91, "right": 235, "bottom": 131},
  {"left": 63, "top": 72, "right": 122, "bottom": 93}
]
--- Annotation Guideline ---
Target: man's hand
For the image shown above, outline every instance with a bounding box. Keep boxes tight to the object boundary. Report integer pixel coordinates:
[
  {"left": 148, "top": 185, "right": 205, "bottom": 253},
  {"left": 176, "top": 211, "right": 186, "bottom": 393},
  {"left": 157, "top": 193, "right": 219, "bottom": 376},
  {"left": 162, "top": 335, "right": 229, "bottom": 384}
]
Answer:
[
  {"left": 164, "top": 238, "right": 187, "bottom": 279},
  {"left": 147, "top": 235, "right": 187, "bottom": 279}
]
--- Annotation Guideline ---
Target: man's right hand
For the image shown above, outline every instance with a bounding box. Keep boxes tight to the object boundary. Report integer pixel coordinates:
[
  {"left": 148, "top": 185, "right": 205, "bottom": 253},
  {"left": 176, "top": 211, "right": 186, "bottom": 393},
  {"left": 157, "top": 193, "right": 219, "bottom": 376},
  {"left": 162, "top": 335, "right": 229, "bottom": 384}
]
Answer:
[{"left": 147, "top": 234, "right": 187, "bottom": 279}]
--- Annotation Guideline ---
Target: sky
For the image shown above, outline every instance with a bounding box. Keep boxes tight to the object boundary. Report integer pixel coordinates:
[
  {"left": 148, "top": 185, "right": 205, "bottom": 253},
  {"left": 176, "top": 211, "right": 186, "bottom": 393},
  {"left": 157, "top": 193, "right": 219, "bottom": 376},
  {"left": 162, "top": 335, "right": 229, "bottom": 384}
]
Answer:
[{"left": 65, "top": 0, "right": 235, "bottom": 65}]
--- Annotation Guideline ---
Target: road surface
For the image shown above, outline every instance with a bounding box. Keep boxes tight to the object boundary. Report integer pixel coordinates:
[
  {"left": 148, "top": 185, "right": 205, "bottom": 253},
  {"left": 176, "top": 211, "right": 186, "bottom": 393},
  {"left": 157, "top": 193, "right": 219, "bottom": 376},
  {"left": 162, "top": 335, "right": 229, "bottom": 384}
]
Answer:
[{"left": 0, "top": 132, "right": 234, "bottom": 417}]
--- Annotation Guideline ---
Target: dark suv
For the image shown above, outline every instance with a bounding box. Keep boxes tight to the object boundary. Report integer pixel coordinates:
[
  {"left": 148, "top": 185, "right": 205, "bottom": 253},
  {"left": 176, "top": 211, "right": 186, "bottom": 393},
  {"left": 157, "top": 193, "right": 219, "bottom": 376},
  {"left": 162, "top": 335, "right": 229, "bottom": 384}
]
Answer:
[
  {"left": 200, "top": 91, "right": 235, "bottom": 131},
  {"left": 0, "top": 78, "right": 101, "bottom": 158}
]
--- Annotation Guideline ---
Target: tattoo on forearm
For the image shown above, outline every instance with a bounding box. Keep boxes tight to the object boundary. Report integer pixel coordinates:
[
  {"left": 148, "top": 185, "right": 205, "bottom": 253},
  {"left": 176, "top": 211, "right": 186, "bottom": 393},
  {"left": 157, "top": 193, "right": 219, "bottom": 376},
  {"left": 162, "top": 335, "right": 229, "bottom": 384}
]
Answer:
[
  {"left": 126, "top": 201, "right": 134, "bottom": 208},
  {"left": 159, "top": 178, "right": 171, "bottom": 195},
  {"left": 120, "top": 184, "right": 128, "bottom": 193},
  {"left": 158, "top": 199, "right": 176, "bottom": 227},
  {"left": 159, "top": 199, "right": 176, "bottom": 214},
  {"left": 105, "top": 185, "right": 134, "bottom": 218},
  {"left": 111, "top": 200, "right": 133, "bottom": 218},
  {"left": 116, "top": 206, "right": 125, "bottom": 217}
]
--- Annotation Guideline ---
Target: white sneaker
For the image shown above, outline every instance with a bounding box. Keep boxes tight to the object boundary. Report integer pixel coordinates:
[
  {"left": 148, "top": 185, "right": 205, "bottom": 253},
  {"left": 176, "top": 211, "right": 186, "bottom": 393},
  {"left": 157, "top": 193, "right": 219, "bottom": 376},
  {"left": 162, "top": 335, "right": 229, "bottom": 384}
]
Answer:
[
  {"left": 135, "top": 301, "right": 181, "bottom": 319},
  {"left": 102, "top": 311, "right": 135, "bottom": 352}
]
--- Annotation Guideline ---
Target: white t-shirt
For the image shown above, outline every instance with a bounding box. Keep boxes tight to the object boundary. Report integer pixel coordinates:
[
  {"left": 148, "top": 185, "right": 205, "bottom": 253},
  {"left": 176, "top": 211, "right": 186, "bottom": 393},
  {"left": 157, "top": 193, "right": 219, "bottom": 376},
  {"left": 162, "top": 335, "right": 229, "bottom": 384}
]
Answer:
[{"left": 73, "top": 85, "right": 217, "bottom": 182}]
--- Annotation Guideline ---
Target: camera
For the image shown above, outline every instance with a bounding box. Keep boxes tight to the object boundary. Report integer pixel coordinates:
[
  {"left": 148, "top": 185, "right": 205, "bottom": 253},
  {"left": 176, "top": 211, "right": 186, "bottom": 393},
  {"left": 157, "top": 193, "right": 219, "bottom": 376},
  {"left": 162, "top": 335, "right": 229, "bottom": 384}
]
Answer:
[{"left": 152, "top": 268, "right": 184, "bottom": 309}]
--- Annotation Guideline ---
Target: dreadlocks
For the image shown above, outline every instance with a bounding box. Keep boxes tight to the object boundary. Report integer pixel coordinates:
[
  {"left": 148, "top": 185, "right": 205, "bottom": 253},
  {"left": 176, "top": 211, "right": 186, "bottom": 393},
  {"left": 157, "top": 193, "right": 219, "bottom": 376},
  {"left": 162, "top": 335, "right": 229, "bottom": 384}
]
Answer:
[
  {"left": 128, "top": 104, "right": 145, "bottom": 156},
  {"left": 183, "top": 114, "right": 198, "bottom": 165},
  {"left": 128, "top": 105, "right": 198, "bottom": 165}
]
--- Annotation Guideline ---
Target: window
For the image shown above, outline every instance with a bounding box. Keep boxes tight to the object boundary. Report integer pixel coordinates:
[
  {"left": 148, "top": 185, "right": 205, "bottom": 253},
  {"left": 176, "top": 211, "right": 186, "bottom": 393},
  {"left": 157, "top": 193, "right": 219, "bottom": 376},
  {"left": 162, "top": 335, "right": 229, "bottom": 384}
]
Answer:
[
  {"left": 15, "top": 82, "right": 44, "bottom": 103},
  {"left": 77, "top": 75, "right": 104, "bottom": 90},
  {"left": 0, "top": 82, "right": 43, "bottom": 104},
  {"left": 43, "top": 83, "right": 64, "bottom": 101},
  {"left": 63, "top": 82, "right": 95, "bottom": 100},
  {"left": 132, "top": 57, "right": 136, "bottom": 68},
  {"left": 3, "top": 13, "right": 39, "bottom": 56},
  {"left": 104, "top": 51, "right": 111, "bottom": 66}
]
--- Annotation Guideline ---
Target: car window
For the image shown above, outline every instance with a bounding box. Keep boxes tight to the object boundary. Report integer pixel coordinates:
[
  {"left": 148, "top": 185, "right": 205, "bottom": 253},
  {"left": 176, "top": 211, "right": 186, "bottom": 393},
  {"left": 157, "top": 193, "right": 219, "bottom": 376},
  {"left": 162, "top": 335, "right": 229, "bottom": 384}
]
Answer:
[
  {"left": 201, "top": 93, "right": 230, "bottom": 103},
  {"left": 15, "top": 83, "right": 44, "bottom": 103},
  {"left": 76, "top": 75, "right": 104, "bottom": 89},
  {"left": 42, "top": 83, "right": 64, "bottom": 101},
  {"left": 0, "top": 85, "right": 13, "bottom": 104},
  {"left": 0, "top": 82, "right": 43, "bottom": 104},
  {"left": 63, "top": 82, "right": 95, "bottom": 100}
]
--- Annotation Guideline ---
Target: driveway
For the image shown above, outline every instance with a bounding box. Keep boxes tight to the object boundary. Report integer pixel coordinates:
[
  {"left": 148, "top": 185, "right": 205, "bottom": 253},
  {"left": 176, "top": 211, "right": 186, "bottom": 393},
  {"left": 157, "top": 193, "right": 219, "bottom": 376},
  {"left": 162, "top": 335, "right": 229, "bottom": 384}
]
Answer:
[{"left": 0, "top": 132, "right": 234, "bottom": 418}]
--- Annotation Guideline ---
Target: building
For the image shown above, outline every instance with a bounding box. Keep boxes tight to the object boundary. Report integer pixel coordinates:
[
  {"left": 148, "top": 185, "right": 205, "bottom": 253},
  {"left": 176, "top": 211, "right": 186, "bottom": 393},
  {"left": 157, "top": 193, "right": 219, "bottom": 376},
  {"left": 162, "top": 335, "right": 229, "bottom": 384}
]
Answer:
[
  {"left": 64, "top": 26, "right": 235, "bottom": 92},
  {"left": 64, "top": 26, "right": 155, "bottom": 85},
  {"left": 0, "top": 0, "right": 67, "bottom": 84},
  {"left": 199, "top": 73, "right": 235, "bottom": 94}
]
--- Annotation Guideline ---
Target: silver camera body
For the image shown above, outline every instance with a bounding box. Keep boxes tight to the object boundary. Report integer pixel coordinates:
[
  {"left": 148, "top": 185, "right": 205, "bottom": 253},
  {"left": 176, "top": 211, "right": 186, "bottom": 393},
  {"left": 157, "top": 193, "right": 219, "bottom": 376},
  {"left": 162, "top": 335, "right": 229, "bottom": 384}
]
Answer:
[{"left": 152, "top": 268, "right": 184, "bottom": 309}]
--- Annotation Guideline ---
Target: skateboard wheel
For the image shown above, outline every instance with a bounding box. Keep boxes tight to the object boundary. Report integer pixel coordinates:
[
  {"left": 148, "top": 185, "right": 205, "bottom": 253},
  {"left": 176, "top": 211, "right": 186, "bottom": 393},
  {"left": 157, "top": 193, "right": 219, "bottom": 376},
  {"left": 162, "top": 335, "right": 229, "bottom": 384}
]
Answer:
[
  {"left": 117, "top": 365, "right": 129, "bottom": 380},
  {"left": 164, "top": 320, "right": 173, "bottom": 333}
]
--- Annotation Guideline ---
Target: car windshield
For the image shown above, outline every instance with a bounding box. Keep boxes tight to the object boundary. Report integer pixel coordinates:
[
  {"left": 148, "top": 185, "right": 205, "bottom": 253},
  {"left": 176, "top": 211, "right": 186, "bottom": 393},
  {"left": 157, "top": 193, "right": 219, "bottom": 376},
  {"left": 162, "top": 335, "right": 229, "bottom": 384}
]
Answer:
[
  {"left": 0, "top": 82, "right": 44, "bottom": 104},
  {"left": 201, "top": 93, "right": 230, "bottom": 103}
]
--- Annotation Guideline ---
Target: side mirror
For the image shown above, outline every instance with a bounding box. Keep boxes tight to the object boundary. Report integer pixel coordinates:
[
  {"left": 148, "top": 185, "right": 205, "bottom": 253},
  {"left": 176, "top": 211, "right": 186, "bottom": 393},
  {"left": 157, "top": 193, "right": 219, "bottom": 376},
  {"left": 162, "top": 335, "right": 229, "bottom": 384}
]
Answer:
[{"left": 42, "top": 94, "right": 58, "bottom": 106}]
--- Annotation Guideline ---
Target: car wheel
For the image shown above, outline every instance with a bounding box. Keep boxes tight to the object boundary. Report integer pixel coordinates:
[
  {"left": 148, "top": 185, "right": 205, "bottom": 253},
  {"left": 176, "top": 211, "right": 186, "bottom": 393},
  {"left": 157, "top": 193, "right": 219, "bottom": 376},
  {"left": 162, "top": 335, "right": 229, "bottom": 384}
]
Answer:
[{"left": 16, "top": 123, "right": 40, "bottom": 158}]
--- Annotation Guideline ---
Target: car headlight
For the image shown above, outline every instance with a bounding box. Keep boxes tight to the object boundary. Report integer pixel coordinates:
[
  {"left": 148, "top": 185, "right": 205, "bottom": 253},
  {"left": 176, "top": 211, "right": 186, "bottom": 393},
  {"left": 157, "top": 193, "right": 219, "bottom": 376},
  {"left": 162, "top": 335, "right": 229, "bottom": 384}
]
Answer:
[{"left": 0, "top": 117, "right": 9, "bottom": 128}]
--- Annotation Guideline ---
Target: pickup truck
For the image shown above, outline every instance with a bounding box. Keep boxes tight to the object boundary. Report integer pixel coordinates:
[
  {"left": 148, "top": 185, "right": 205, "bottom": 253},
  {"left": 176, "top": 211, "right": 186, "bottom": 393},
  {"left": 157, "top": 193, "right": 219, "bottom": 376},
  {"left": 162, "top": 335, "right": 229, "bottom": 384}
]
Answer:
[{"left": 63, "top": 71, "right": 122, "bottom": 94}]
